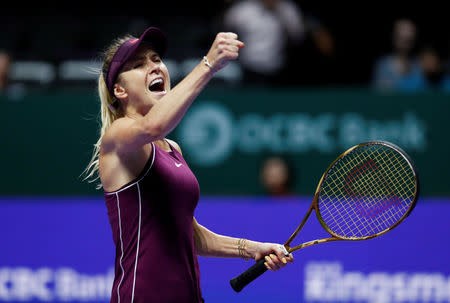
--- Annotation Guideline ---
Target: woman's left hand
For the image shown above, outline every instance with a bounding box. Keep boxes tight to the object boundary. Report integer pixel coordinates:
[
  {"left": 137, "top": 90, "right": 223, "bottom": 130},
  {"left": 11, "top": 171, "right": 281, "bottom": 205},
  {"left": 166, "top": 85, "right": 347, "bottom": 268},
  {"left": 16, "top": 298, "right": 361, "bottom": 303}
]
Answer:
[{"left": 249, "top": 242, "right": 294, "bottom": 271}]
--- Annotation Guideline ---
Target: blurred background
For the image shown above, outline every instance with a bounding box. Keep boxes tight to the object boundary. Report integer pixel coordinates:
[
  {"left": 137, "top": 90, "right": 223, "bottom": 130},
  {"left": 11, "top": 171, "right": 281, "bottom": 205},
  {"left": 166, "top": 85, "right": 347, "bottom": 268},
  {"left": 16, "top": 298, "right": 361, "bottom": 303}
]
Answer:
[{"left": 1, "top": 2, "right": 449, "bottom": 302}]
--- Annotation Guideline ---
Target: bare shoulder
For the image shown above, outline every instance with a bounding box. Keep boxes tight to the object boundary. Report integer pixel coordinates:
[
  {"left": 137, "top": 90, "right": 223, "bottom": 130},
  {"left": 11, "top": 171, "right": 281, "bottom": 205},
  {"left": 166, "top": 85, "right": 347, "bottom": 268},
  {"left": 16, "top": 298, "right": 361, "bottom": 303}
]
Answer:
[
  {"left": 103, "top": 117, "right": 134, "bottom": 138},
  {"left": 99, "top": 118, "right": 153, "bottom": 191},
  {"left": 166, "top": 138, "right": 183, "bottom": 155},
  {"left": 101, "top": 117, "right": 135, "bottom": 150}
]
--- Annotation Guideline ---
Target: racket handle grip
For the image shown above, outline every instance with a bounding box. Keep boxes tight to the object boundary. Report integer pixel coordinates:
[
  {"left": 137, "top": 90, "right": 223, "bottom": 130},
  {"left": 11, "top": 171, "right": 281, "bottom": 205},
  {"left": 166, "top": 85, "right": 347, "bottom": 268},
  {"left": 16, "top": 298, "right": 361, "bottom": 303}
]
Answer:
[{"left": 230, "top": 258, "right": 267, "bottom": 292}]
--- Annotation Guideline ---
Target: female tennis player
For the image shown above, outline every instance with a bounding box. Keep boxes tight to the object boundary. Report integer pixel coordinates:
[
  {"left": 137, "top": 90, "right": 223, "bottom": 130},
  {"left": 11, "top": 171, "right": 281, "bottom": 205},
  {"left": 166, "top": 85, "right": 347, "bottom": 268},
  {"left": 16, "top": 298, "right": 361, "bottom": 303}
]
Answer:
[{"left": 84, "top": 26, "right": 293, "bottom": 303}]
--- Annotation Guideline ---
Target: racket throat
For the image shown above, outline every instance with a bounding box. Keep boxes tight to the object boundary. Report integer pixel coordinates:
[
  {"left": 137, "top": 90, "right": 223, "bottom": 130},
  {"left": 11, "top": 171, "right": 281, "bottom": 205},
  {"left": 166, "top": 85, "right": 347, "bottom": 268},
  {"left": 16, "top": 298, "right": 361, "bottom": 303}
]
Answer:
[
  {"left": 299, "top": 239, "right": 324, "bottom": 249},
  {"left": 291, "top": 237, "right": 340, "bottom": 253},
  {"left": 284, "top": 203, "right": 315, "bottom": 248}
]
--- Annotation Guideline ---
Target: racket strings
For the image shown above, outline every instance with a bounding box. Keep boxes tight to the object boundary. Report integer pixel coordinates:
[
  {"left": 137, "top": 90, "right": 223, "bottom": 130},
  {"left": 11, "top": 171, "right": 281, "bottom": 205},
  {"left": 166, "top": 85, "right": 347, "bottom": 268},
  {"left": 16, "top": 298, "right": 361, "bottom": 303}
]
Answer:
[
  {"left": 318, "top": 144, "right": 416, "bottom": 239},
  {"left": 322, "top": 159, "right": 392, "bottom": 237},
  {"left": 336, "top": 146, "right": 413, "bottom": 235},
  {"left": 352, "top": 151, "right": 405, "bottom": 227},
  {"left": 335, "top": 147, "right": 413, "bottom": 235},
  {"left": 321, "top": 149, "right": 383, "bottom": 237}
]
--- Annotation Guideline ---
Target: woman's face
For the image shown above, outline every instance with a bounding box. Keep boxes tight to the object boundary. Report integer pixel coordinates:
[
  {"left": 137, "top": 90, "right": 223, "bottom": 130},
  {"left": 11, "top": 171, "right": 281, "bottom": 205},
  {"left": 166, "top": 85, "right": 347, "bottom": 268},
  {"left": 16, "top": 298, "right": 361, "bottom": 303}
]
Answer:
[{"left": 116, "top": 44, "right": 171, "bottom": 106}]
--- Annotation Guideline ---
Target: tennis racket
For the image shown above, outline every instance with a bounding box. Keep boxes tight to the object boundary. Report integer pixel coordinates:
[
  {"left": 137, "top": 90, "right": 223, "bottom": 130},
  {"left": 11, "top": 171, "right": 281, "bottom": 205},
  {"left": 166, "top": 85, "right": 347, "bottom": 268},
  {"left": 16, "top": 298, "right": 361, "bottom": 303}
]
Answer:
[{"left": 230, "top": 141, "right": 419, "bottom": 292}]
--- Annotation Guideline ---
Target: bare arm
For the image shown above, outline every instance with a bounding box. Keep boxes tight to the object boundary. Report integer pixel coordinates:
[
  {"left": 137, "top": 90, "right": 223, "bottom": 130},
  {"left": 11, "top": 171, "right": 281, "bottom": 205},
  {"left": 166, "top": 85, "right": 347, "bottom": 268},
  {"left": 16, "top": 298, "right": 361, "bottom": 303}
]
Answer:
[
  {"left": 193, "top": 217, "right": 247, "bottom": 258},
  {"left": 193, "top": 218, "right": 293, "bottom": 271},
  {"left": 106, "top": 33, "right": 245, "bottom": 153}
]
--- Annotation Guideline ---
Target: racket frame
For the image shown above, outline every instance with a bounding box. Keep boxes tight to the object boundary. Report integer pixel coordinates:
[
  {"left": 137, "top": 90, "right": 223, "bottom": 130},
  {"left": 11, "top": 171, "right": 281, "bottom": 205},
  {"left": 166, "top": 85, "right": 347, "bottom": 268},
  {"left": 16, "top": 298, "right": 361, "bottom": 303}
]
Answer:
[
  {"left": 284, "top": 141, "right": 420, "bottom": 254},
  {"left": 230, "top": 141, "right": 419, "bottom": 293}
]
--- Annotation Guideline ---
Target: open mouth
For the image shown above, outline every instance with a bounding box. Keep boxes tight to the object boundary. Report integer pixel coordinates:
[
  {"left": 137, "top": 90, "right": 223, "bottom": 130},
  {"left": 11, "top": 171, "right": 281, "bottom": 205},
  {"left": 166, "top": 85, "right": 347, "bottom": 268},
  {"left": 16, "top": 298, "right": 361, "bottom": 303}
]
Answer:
[{"left": 149, "top": 78, "right": 166, "bottom": 94}]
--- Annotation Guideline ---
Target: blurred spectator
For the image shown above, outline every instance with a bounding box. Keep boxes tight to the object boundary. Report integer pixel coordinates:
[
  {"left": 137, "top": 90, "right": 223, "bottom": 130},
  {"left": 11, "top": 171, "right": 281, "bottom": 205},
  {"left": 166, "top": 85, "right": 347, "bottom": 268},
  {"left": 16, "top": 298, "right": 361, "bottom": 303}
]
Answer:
[
  {"left": 222, "top": 0, "right": 306, "bottom": 86},
  {"left": 0, "top": 50, "right": 11, "bottom": 93},
  {"left": 419, "top": 46, "right": 450, "bottom": 91},
  {"left": 307, "top": 17, "right": 335, "bottom": 58},
  {"left": 260, "top": 155, "right": 295, "bottom": 196},
  {"left": 371, "top": 18, "right": 426, "bottom": 92},
  {"left": 290, "top": 14, "right": 338, "bottom": 86}
]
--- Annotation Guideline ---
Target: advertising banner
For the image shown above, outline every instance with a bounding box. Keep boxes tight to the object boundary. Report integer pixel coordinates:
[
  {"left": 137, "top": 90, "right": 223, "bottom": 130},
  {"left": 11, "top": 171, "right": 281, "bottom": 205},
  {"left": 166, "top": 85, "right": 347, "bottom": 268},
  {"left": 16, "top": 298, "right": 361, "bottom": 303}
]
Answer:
[
  {"left": 1, "top": 88, "right": 449, "bottom": 196},
  {"left": 1, "top": 196, "right": 449, "bottom": 303},
  {"left": 173, "top": 88, "right": 448, "bottom": 196}
]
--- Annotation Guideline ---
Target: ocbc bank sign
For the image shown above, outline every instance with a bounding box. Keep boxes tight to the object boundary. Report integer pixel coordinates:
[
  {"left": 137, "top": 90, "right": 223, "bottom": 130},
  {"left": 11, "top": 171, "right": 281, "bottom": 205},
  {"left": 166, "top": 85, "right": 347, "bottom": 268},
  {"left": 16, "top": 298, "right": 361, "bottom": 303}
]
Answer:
[{"left": 178, "top": 101, "right": 426, "bottom": 166}]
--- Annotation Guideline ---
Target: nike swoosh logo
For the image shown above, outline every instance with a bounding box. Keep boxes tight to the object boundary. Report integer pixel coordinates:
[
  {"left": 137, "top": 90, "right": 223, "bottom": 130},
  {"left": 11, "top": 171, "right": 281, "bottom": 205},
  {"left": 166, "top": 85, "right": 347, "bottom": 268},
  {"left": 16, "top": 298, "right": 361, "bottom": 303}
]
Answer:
[{"left": 175, "top": 163, "right": 182, "bottom": 167}]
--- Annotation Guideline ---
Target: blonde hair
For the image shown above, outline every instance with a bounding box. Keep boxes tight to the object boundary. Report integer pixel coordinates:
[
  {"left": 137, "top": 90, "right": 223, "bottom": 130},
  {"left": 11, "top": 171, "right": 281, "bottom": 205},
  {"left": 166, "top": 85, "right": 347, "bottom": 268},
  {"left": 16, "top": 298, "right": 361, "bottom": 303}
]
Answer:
[{"left": 83, "top": 34, "right": 134, "bottom": 189}]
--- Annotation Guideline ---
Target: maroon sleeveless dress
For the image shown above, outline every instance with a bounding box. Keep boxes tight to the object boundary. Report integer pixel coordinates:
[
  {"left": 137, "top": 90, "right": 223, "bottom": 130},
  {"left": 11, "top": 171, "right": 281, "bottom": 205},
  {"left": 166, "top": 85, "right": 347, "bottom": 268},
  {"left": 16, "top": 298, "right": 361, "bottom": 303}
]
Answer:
[{"left": 104, "top": 141, "right": 203, "bottom": 303}]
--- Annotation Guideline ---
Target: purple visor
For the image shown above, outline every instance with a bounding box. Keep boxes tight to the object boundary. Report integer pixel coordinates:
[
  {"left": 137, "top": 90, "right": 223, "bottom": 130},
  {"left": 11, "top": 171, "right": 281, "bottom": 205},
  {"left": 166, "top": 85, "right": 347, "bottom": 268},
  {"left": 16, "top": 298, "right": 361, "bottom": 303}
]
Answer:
[{"left": 106, "top": 27, "right": 167, "bottom": 97}]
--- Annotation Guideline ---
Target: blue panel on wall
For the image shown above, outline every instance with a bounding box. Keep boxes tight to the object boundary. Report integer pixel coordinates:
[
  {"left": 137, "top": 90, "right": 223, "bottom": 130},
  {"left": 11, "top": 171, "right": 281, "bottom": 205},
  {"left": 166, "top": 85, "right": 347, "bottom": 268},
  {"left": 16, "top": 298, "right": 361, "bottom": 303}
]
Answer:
[{"left": 0, "top": 196, "right": 449, "bottom": 302}]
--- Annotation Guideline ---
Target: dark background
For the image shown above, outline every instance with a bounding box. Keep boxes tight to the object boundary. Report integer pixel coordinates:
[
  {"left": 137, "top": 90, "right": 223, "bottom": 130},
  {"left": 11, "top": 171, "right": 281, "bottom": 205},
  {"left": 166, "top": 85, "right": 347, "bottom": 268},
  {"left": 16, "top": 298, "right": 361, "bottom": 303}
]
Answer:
[
  {"left": 1, "top": 1, "right": 449, "bottom": 87},
  {"left": 1, "top": 1, "right": 448, "bottom": 197}
]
